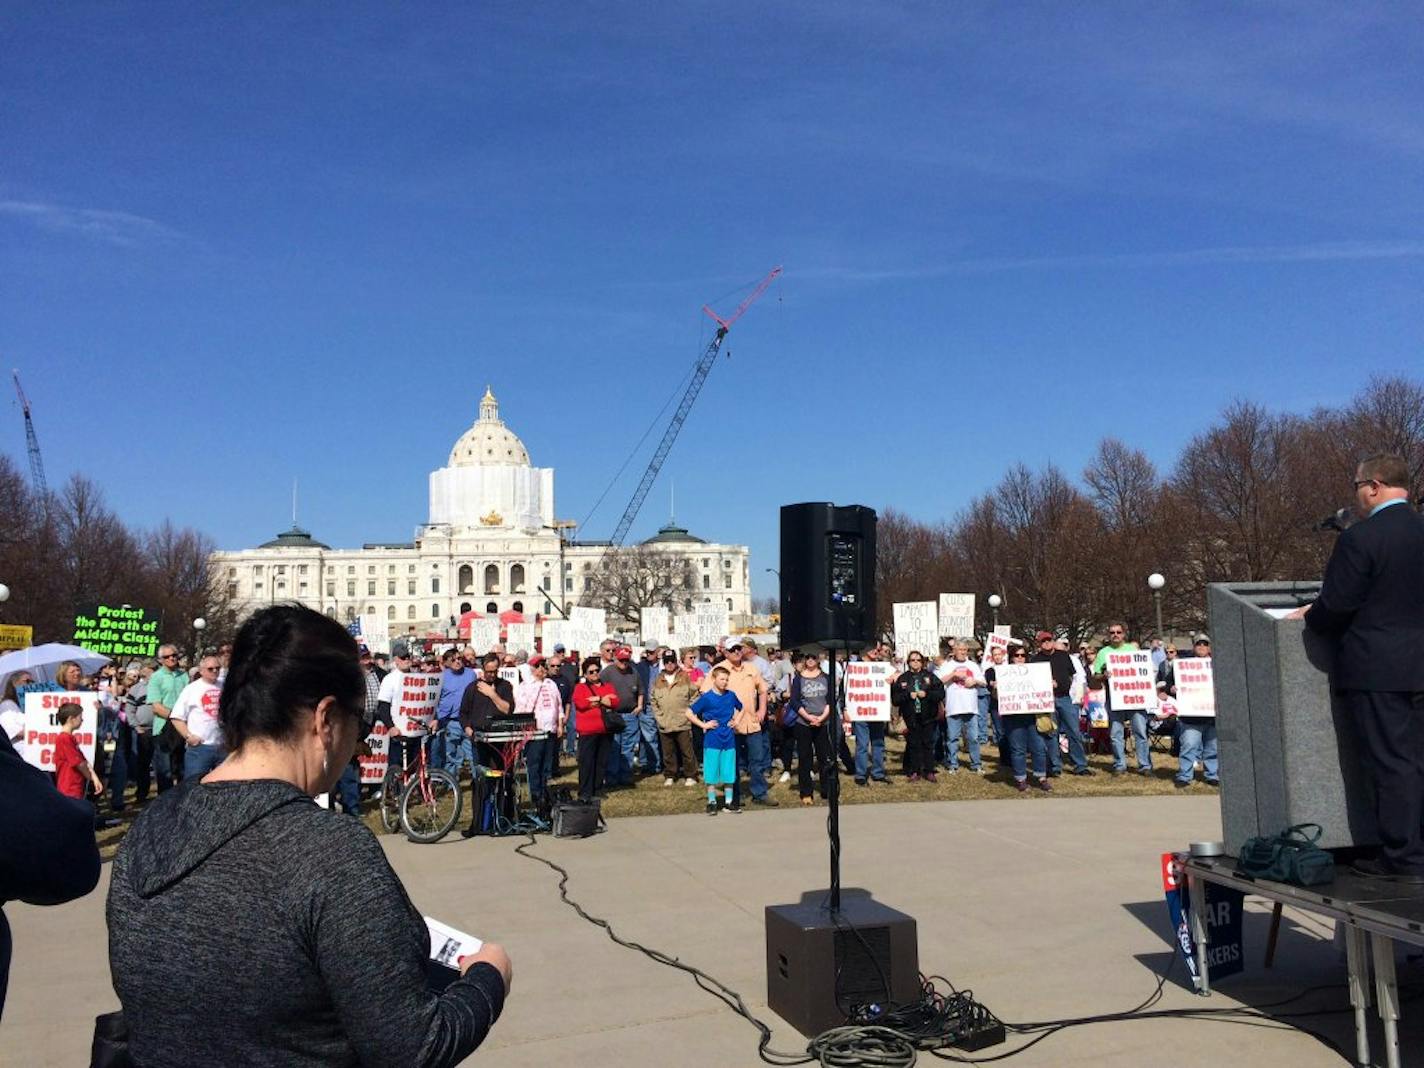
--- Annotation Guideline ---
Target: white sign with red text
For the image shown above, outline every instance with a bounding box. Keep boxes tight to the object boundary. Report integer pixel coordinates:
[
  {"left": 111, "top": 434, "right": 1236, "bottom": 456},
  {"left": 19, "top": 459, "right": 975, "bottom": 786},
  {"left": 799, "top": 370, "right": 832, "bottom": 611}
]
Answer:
[
  {"left": 392, "top": 671, "right": 439, "bottom": 733},
  {"left": 844, "top": 662, "right": 894, "bottom": 722},
  {"left": 360, "top": 722, "right": 389, "bottom": 784},
  {"left": 1173, "top": 657, "right": 1215, "bottom": 718},
  {"left": 23, "top": 691, "right": 100, "bottom": 771},
  {"left": 1106, "top": 650, "right": 1158, "bottom": 710},
  {"left": 995, "top": 663, "right": 1055, "bottom": 718}
]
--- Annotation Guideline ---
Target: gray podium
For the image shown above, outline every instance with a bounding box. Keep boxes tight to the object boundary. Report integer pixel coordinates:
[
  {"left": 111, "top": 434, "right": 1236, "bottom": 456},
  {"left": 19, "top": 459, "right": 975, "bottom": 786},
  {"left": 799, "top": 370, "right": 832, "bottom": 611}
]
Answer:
[{"left": 1207, "top": 581, "right": 1377, "bottom": 852}]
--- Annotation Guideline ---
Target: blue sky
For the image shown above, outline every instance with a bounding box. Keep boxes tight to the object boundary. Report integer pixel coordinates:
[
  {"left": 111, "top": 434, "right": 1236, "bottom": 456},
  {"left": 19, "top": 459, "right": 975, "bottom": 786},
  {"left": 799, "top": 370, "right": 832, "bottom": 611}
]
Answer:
[{"left": 3, "top": 3, "right": 1421, "bottom": 598}]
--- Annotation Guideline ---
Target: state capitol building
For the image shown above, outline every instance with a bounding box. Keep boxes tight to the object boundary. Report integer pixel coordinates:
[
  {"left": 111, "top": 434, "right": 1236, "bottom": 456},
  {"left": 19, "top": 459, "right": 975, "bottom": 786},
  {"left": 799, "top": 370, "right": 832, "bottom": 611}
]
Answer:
[{"left": 213, "top": 389, "right": 752, "bottom": 638}]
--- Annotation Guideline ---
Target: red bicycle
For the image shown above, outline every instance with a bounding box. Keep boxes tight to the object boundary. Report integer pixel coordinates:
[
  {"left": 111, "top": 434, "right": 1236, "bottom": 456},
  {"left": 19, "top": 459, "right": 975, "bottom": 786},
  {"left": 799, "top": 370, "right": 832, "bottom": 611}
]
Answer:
[{"left": 379, "top": 726, "right": 462, "bottom": 843}]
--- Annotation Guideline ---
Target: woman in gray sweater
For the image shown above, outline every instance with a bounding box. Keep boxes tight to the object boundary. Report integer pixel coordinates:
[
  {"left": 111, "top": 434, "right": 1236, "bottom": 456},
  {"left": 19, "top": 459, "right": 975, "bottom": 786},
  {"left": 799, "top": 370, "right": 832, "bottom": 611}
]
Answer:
[{"left": 108, "top": 604, "right": 512, "bottom": 1067}]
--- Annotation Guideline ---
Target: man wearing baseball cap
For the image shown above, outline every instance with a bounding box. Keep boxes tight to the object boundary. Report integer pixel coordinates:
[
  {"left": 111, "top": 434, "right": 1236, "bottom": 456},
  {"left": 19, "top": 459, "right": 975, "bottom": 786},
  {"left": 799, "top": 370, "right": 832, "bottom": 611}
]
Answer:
[
  {"left": 601, "top": 646, "right": 646, "bottom": 787},
  {"left": 1031, "top": 630, "right": 1093, "bottom": 776}
]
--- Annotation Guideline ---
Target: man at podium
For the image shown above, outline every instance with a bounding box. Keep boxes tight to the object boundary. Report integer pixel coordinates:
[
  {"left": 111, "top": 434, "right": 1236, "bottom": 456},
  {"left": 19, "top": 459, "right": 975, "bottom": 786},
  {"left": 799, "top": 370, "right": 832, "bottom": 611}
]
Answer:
[{"left": 1296, "top": 453, "right": 1424, "bottom": 883}]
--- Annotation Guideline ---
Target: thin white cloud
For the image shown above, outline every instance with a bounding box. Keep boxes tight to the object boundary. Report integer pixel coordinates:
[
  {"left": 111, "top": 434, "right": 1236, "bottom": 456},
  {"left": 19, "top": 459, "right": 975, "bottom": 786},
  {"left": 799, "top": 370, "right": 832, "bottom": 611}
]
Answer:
[
  {"left": 801, "top": 241, "right": 1424, "bottom": 283},
  {"left": 0, "top": 200, "right": 186, "bottom": 247}
]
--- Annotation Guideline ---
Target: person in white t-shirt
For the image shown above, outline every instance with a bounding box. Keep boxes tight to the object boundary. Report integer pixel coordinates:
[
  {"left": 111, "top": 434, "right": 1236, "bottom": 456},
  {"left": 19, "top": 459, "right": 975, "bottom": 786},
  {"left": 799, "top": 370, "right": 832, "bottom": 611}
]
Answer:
[
  {"left": 170, "top": 656, "right": 225, "bottom": 780},
  {"left": 938, "top": 641, "right": 983, "bottom": 773}
]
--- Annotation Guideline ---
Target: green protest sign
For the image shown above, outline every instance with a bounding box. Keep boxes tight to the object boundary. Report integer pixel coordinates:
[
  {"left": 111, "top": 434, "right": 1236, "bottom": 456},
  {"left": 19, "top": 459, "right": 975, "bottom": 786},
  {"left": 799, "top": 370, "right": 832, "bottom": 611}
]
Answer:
[{"left": 72, "top": 604, "right": 161, "bottom": 659}]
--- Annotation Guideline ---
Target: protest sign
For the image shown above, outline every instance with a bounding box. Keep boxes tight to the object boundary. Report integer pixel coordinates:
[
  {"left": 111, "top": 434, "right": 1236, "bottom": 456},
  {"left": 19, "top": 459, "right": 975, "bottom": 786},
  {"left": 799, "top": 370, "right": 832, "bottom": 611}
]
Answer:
[
  {"left": 360, "top": 723, "right": 389, "bottom": 784},
  {"left": 505, "top": 622, "right": 535, "bottom": 654},
  {"left": 995, "top": 663, "right": 1055, "bottom": 718},
  {"left": 0, "top": 624, "right": 32, "bottom": 651},
  {"left": 937, "top": 594, "right": 975, "bottom": 639},
  {"left": 569, "top": 606, "right": 608, "bottom": 651},
  {"left": 23, "top": 691, "right": 100, "bottom": 771},
  {"left": 892, "top": 601, "right": 939, "bottom": 659},
  {"left": 469, "top": 619, "right": 500, "bottom": 652},
  {"left": 499, "top": 667, "right": 521, "bottom": 688},
  {"left": 1105, "top": 649, "right": 1158, "bottom": 710},
  {"left": 993, "top": 625, "right": 1012, "bottom": 641},
  {"left": 984, "top": 632, "right": 1011, "bottom": 661},
  {"left": 358, "top": 613, "right": 390, "bottom": 656},
  {"left": 390, "top": 670, "right": 439, "bottom": 734},
  {"left": 689, "top": 604, "right": 728, "bottom": 647},
  {"left": 72, "top": 604, "right": 159, "bottom": 659},
  {"left": 844, "top": 661, "right": 894, "bottom": 721},
  {"left": 641, "top": 606, "right": 671, "bottom": 649},
  {"left": 1173, "top": 657, "right": 1215, "bottom": 718},
  {"left": 539, "top": 620, "right": 566, "bottom": 654}
]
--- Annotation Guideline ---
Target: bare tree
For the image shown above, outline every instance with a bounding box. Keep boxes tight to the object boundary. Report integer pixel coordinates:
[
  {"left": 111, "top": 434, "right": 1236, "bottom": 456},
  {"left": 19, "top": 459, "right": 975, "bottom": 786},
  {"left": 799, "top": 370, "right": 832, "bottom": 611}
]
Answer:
[{"left": 582, "top": 546, "right": 698, "bottom": 627}]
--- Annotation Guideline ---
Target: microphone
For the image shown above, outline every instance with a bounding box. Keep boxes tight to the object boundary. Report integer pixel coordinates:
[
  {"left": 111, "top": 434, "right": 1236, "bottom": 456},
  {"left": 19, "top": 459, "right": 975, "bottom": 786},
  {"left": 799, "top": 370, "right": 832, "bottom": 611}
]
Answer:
[{"left": 1318, "top": 508, "right": 1352, "bottom": 533}]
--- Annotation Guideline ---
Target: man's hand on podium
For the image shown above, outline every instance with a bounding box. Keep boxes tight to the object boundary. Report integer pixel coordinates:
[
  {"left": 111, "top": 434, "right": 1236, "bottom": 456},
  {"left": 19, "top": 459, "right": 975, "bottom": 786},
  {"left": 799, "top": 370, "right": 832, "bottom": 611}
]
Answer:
[{"left": 1285, "top": 604, "right": 1311, "bottom": 620}]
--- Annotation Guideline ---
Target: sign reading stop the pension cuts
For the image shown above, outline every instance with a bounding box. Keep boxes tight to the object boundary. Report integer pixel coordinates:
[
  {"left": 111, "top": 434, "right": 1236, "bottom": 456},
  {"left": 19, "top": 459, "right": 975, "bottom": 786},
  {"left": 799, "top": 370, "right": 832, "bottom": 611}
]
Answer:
[
  {"left": 23, "top": 691, "right": 100, "bottom": 771},
  {"left": 893, "top": 601, "right": 939, "bottom": 658},
  {"left": 1173, "top": 657, "right": 1215, "bottom": 718},
  {"left": 505, "top": 622, "right": 535, "bottom": 654},
  {"left": 641, "top": 606, "right": 671, "bottom": 649},
  {"left": 360, "top": 724, "right": 389, "bottom": 784},
  {"left": 937, "top": 594, "right": 975, "bottom": 639},
  {"left": 361, "top": 670, "right": 440, "bottom": 784},
  {"left": 1105, "top": 649, "right": 1158, "bottom": 710},
  {"left": 843, "top": 661, "right": 893, "bottom": 722},
  {"left": 995, "top": 663, "right": 1055, "bottom": 718}
]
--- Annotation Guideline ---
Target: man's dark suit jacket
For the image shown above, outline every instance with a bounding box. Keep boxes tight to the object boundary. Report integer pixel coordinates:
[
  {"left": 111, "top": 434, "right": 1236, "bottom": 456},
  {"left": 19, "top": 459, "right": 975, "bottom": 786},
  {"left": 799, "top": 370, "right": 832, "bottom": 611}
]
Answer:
[{"left": 1306, "top": 500, "right": 1424, "bottom": 691}]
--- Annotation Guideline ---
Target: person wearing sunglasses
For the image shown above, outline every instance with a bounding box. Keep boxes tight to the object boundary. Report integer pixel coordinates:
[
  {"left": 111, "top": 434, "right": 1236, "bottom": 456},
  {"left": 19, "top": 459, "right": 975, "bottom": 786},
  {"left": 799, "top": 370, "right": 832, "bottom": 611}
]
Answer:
[
  {"left": 573, "top": 658, "right": 620, "bottom": 803},
  {"left": 1092, "top": 623, "right": 1149, "bottom": 776},
  {"left": 147, "top": 644, "right": 188, "bottom": 791},
  {"left": 893, "top": 651, "right": 945, "bottom": 783}
]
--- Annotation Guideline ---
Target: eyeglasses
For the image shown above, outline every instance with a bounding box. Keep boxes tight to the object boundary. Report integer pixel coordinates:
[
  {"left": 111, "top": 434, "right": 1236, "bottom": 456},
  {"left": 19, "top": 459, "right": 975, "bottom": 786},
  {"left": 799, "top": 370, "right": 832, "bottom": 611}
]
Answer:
[{"left": 160, "top": 653, "right": 179, "bottom": 660}]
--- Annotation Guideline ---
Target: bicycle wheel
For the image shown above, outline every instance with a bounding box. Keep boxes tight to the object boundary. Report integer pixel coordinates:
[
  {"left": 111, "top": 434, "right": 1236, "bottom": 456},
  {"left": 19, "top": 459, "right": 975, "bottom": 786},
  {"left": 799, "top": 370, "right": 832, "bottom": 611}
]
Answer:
[
  {"left": 400, "top": 768, "right": 463, "bottom": 843},
  {"left": 379, "top": 767, "right": 404, "bottom": 833}
]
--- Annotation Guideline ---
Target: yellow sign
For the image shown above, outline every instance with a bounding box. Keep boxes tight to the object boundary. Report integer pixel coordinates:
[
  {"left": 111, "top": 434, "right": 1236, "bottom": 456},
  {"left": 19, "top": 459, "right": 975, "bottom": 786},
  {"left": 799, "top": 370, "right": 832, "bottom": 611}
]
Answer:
[{"left": 0, "top": 624, "right": 33, "bottom": 651}]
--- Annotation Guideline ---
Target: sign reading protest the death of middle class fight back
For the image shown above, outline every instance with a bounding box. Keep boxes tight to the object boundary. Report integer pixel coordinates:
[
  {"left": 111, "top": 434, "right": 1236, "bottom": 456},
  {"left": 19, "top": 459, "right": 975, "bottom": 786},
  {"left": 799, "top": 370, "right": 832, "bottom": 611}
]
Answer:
[
  {"left": 843, "top": 661, "right": 893, "bottom": 722},
  {"left": 505, "top": 622, "right": 535, "bottom": 654},
  {"left": 893, "top": 601, "right": 939, "bottom": 659},
  {"left": 360, "top": 723, "right": 389, "bottom": 784},
  {"left": 994, "top": 663, "right": 1055, "bottom": 718},
  {"left": 1173, "top": 657, "right": 1216, "bottom": 718},
  {"left": 641, "top": 606, "right": 671, "bottom": 649},
  {"left": 0, "top": 624, "right": 33, "bottom": 651},
  {"left": 937, "top": 594, "right": 975, "bottom": 639},
  {"left": 22, "top": 691, "right": 101, "bottom": 771},
  {"left": 1106, "top": 649, "right": 1158, "bottom": 710},
  {"left": 72, "top": 604, "right": 160, "bottom": 659}
]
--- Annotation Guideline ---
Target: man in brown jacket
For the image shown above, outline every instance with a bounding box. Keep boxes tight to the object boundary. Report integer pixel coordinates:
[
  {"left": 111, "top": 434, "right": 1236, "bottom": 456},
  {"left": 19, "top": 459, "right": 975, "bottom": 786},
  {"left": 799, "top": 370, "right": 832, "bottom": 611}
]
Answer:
[{"left": 650, "top": 652, "right": 699, "bottom": 785}]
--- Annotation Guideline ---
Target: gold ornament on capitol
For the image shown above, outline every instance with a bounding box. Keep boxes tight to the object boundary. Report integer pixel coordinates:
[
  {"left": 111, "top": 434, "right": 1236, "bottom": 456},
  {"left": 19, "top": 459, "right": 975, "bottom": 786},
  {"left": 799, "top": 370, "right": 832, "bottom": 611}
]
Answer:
[{"left": 480, "top": 510, "right": 504, "bottom": 526}]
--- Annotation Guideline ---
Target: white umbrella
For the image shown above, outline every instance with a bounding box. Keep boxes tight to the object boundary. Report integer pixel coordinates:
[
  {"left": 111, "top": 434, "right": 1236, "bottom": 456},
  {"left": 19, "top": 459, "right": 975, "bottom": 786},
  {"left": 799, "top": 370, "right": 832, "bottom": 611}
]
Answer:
[{"left": 0, "top": 642, "right": 112, "bottom": 693}]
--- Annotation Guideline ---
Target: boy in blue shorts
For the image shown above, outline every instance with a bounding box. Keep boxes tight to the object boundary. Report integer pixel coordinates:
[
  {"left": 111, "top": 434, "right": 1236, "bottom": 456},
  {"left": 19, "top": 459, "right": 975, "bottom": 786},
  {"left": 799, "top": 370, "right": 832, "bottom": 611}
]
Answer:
[{"left": 689, "top": 665, "right": 743, "bottom": 815}]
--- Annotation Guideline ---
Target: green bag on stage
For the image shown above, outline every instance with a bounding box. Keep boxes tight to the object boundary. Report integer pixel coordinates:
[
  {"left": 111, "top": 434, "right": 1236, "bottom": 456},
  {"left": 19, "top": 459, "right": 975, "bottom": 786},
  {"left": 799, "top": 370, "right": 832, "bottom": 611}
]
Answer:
[{"left": 1235, "top": 823, "right": 1335, "bottom": 886}]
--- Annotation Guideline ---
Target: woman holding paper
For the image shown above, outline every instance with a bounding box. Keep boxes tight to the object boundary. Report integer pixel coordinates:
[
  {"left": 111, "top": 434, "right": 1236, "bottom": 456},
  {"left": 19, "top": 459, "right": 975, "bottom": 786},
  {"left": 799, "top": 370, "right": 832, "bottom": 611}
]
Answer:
[{"left": 108, "top": 605, "right": 512, "bottom": 1067}]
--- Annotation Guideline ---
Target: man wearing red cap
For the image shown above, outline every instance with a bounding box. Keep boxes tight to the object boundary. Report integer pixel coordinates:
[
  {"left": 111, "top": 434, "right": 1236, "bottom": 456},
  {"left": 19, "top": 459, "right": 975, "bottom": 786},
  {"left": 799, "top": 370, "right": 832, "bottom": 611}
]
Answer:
[
  {"left": 1030, "top": 630, "right": 1094, "bottom": 776},
  {"left": 601, "top": 646, "right": 646, "bottom": 788}
]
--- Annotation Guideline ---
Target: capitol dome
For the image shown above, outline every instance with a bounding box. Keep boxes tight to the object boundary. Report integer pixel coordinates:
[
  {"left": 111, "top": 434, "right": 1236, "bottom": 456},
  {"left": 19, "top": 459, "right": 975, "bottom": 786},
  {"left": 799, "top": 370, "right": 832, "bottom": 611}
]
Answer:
[{"left": 448, "top": 387, "right": 531, "bottom": 467}]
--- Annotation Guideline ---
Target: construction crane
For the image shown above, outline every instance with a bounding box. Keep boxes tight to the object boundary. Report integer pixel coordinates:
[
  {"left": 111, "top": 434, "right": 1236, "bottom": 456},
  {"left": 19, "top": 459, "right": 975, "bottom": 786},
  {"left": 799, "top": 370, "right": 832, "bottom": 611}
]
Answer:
[
  {"left": 606, "top": 265, "right": 782, "bottom": 549},
  {"left": 12, "top": 370, "right": 47, "bottom": 496}
]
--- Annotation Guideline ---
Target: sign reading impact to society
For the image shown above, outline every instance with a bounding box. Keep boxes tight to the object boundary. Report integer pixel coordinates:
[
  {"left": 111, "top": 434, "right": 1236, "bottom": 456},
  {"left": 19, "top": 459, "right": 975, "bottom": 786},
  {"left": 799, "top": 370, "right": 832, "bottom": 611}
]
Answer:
[
  {"left": 892, "top": 601, "right": 939, "bottom": 659},
  {"left": 843, "top": 661, "right": 893, "bottom": 722},
  {"left": 72, "top": 604, "right": 159, "bottom": 658}
]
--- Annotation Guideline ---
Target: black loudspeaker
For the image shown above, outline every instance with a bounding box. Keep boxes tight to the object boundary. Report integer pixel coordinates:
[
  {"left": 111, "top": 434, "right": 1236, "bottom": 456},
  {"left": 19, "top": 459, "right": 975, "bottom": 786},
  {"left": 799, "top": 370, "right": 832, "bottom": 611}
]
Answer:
[
  {"left": 779, "top": 503, "right": 877, "bottom": 651},
  {"left": 766, "top": 890, "right": 920, "bottom": 1037}
]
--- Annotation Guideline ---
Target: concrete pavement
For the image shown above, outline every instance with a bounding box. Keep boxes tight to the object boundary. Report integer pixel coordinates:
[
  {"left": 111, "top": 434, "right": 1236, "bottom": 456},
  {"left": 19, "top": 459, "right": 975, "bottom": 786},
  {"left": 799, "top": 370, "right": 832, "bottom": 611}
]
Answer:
[{"left": 5, "top": 794, "right": 1417, "bottom": 1066}]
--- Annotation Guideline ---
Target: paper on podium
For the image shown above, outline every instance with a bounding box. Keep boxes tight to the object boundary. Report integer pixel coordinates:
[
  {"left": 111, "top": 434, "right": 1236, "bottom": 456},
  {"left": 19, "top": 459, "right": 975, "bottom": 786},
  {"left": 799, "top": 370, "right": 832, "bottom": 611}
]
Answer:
[{"left": 1263, "top": 607, "right": 1300, "bottom": 620}]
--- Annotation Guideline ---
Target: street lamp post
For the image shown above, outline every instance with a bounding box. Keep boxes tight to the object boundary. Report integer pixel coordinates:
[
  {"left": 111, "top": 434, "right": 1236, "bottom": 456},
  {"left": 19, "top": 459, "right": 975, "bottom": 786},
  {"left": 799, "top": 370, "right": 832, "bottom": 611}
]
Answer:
[
  {"left": 1147, "top": 573, "right": 1166, "bottom": 641},
  {"left": 192, "top": 617, "right": 207, "bottom": 662},
  {"left": 987, "top": 593, "right": 1002, "bottom": 630}
]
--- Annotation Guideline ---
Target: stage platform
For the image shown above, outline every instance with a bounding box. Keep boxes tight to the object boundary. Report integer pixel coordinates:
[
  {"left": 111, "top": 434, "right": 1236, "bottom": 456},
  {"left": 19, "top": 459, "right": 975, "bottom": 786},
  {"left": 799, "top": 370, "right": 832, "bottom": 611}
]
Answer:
[{"left": 5, "top": 795, "right": 1422, "bottom": 1066}]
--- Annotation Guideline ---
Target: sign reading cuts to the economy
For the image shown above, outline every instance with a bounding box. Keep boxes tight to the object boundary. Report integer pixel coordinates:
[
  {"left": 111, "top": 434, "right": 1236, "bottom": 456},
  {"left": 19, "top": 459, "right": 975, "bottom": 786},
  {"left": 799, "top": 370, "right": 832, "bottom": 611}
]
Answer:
[
  {"left": 1173, "top": 657, "right": 1216, "bottom": 718},
  {"left": 937, "top": 594, "right": 975, "bottom": 639},
  {"left": 995, "top": 663, "right": 1054, "bottom": 717},
  {"left": 843, "top": 661, "right": 893, "bottom": 722},
  {"left": 22, "top": 691, "right": 100, "bottom": 771},
  {"left": 892, "top": 601, "right": 939, "bottom": 659},
  {"left": 72, "top": 604, "right": 160, "bottom": 659},
  {"left": 1106, "top": 650, "right": 1158, "bottom": 710}
]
